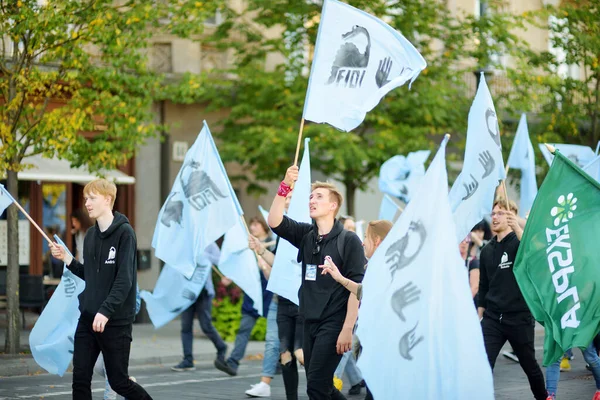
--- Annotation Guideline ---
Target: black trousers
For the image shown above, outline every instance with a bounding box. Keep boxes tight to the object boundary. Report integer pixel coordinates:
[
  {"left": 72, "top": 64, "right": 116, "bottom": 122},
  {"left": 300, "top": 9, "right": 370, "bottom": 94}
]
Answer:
[
  {"left": 482, "top": 315, "right": 546, "bottom": 400},
  {"left": 304, "top": 317, "right": 346, "bottom": 400},
  {"left": 72, "top": 319, "right": 152, "bottom": 400},
  {"left": 277, "top": 300, "right": 304, "bottom": 400}
]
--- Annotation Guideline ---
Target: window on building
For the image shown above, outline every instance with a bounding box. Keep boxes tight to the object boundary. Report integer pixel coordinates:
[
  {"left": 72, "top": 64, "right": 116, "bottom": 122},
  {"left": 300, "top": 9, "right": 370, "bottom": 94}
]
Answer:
[
  {"left": 41, "top": 183, "right": 66, "bottom": 278},
  {"left": 150, "top": 43, "right": 173, "bottom": 73},
  {"left": 200, "top": 43, "right": 227, "bottom": 72},
  {"left": 204, "top": 10, "right": 223, "bottom": 26},
  {"left": 0, "top": 181, "right": 32, "bottom": 269}
]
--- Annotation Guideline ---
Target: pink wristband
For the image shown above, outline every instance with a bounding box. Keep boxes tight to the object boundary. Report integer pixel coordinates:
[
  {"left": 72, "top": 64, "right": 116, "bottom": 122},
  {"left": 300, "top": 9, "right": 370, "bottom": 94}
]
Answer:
[{"left": 277, "top": 181, "right": 292, "bottom": 197}]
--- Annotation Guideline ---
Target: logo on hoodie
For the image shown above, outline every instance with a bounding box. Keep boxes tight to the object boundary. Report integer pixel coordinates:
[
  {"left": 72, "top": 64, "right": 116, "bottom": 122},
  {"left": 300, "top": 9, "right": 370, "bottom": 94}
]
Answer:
[
  {"left": 105, "top": 246, "right": 116, "bottom": 264},
  {"left": 498, "top": 251, "right": 512, "bottom": 269}
]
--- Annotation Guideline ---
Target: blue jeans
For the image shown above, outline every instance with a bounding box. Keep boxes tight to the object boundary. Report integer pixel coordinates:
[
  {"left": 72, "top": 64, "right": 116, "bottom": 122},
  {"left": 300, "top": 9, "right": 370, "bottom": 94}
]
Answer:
[
  {"left": 262, "top": 300, "right": 280, "bottom": 377},
  {"left": 334, "top": 348, "right": 363, "bottom": 386},
  {"left": 228, "top": 313, "right": 258, "bottom": 366},
  {"left": 181, "top": 289, "right": 227, "bottom": 363},
  {"left": 546, "top": 343, "right": 600, "bottom": 395}
]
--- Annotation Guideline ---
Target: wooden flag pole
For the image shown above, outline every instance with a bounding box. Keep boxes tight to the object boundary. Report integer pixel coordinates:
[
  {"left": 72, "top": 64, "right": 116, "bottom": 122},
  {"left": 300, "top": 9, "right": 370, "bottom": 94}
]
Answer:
[
  {"left": 502, "top": 163, "right": 510, "bottom": 209},
  {"left": 263, "top": 240, "right": 277, "bottom": 248},
  {"left": 293, "top": 118, "right": 306, "bottom": 167},
  {"left": 240, "top": 215, "right": 263, "bottom": 262},
  {"left": 501, "top": 180, "right": 510, "bottom": 210},
  {"left": 212, "top": 265, "right": 225, "bottom": 280},
  {"left": 10, "top": 197, "right": 52, "bottom": 244}
]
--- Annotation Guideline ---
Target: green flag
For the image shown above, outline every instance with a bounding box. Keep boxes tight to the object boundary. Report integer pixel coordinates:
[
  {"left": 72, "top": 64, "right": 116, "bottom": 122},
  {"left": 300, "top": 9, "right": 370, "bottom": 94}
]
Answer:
[{"left": 514, "top": 149, "right": 600, "bottom": 366}]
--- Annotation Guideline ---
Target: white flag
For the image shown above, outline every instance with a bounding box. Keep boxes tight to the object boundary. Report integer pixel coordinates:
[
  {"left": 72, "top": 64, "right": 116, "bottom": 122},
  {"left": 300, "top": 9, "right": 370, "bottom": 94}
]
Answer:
[
  {"left": 357, "top": 136, "right": 494, "bottom": 399},
  {"left": 449, "top": 75, "right": 505, "bottom": 241},
  {"left": 583, "top": 155, "right": 600, "bottom": 183},
  {"left": 152, "top": 121, "right": 242, "bottom": 278},
  {"left": 0, "top": 184, "right": 14, "bottom": 215},
  {"left": 29, "top": 236, "right": 84, "bottom": 376},
  {"left": 303, "top": 0, "right": 426, "bottom": 132},
  {"left": 507, "top": 114, "right": 538, "bottom": 217},
  {"left": 378, "top": 194, "right": 401, "bottom": 221},
  {"left": 379, "top": 150, "right": 430, "bottom": 204},
  {"left": 140, "top": 244, "right": 218, "bottom": 328},
  {"left": 539, "top": 142, "right": 596, "bottom": 169},
  {"left": 218, "top": 220, "right": 264, "bottom": 316},
  {"left": 267, "top": 138, "right": 311, "bottom": 305}
]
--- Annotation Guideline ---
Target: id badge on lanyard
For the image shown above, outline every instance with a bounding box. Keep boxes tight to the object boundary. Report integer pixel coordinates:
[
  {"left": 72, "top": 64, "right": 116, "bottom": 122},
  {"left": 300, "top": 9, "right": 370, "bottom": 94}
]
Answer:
[{"left": 305, "top": 264, "right": 317, "bottom": 281}]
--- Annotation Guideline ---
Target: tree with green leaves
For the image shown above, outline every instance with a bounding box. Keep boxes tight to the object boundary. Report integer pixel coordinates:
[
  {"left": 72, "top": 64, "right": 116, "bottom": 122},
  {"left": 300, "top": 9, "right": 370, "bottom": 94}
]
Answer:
[
  {"left": 0, "top": 0, "right": 222, "bottom": 354},
  {"left": 198, "top": 0, "right": 536, "bottom": 215},
  {"left": 503, "top": 0, "right": 600, "bottom": 150}
]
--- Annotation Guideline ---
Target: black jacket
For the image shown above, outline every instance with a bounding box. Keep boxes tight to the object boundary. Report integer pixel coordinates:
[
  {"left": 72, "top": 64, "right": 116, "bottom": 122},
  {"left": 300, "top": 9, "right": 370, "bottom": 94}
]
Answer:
[
  {"left": 67, "top": 212, "right": 138, "bottom": 326},
  {"left": 478, "top": 231, "right": 532, "bottom": 322},
  {"left": 272, "top": 216, "right": 365, "bottom": 323}
]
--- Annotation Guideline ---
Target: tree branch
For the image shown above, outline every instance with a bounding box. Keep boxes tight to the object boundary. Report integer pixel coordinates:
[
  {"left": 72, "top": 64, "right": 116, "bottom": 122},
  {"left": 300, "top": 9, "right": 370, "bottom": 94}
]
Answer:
[
  {"left": 0, "top": 35, "right": 10, "bottom": 75},
  {"left": 33, "top": 19, "right": 92, "bottom": 60},
  {"left": 73, "top": 0, "right": 99, "bottom": 17},
  {"left": 18, "top": 61, "right": 68, "bottom": 145},
  {"left": 17, "top": 135, "right": 33, "bottom": 162}
]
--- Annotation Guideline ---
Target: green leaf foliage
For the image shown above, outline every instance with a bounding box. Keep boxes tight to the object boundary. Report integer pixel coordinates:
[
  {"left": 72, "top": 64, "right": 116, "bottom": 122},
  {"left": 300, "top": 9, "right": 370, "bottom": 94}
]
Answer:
[{"left": 0, "top": 0, "right": 224, "bottom": 173}]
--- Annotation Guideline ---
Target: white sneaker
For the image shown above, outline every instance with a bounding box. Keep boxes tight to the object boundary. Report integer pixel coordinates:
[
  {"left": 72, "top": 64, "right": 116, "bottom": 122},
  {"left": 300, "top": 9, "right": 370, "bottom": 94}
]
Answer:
[
  {"left": 245, "top": 381, "right": 271, "bottom": 397},
  {"left": 502, "top": 350, "right": 519, "bottom": 363}
]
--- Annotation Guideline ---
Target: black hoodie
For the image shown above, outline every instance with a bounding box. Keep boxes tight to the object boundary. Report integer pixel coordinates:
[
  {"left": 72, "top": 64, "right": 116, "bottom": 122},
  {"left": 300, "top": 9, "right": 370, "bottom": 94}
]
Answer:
[
  {"left": 272, "top": 216, "right": 366, "bottom": 322},
  {"left": 67, "top": 212, "right": 138, "bottom": 326},
  {"left": 478, "top": 231, "right": 532, "bottom": 324}
]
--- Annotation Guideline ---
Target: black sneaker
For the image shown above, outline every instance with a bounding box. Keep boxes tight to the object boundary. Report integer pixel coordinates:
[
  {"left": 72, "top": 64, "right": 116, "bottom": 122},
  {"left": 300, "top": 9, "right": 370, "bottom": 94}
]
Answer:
[
  {"left": 171, "top": 360, "right": 195, "bottom": 372},
  {"left": 217, "top": 345, "right": 228, "bottom": 362},
  {"left": 214, "top": 358, "right": 237, "bottom": 376},
  {"left": 215, "top": 349, "right": 227, "bottom": 365},
  {"left": 348, "top": 383, "right": 362, "bottom": 395}
]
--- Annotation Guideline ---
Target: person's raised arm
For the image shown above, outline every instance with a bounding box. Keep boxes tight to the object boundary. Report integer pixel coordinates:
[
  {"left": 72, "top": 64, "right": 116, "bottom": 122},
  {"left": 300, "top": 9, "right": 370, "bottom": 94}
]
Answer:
[
  {"left": 249, "top": 235, "right": 275, "bottom": 266},
  {"left": 268, "top": 165, "right": 298, "bottom": 229}
]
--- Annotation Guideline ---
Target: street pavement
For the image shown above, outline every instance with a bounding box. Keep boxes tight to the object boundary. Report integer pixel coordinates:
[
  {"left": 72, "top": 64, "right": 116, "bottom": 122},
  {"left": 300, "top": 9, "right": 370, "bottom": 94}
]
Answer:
[
  {"left": 0, "top": 312, "right": 598, "bottom": 399},
  {"left": 0, "top": 354, "right": 597, "bottom": 399}
]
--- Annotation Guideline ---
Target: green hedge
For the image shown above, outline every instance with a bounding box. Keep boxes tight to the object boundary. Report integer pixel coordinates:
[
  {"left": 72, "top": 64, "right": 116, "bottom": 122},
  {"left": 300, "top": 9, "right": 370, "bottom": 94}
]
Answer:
[{"left": 211, "top": 270, "right": 266, "bottom": 342}]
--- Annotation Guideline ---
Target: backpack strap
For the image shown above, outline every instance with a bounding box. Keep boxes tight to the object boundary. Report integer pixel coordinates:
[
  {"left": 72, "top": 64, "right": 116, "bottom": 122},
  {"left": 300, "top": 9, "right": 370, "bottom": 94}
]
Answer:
[
  {"left": 297, "top": 228, "right": 348, "bottom": 264},
  {"left": 337, "top": 229, "right": 348, "bottom": 264}
]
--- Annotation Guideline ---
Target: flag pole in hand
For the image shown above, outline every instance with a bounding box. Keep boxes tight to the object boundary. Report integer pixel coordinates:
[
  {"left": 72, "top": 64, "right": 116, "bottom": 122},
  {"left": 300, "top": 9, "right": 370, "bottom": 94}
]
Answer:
[
  {"left": 239, "top": 215, "right": 262, "bottom": 262},
  {"left": 212, "top": 265, "right": 225, "bottom": 279},
  {"left": 9, "top": 195, "right": 52, "bottom": 244},
  {"left": 293, "top": 118, "right": 306, "bottom": 167}
]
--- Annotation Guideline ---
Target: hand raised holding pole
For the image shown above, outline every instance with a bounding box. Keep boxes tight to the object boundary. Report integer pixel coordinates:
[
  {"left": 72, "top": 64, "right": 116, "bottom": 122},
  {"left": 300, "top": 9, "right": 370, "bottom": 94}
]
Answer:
[{"left": 284, "top": 165, "right": 299, "bottom": 187}]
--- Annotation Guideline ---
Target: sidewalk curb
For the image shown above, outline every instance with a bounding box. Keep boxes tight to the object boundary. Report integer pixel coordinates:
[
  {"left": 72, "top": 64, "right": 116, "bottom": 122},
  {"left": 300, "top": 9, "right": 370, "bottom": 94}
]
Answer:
[{"left": 0, "top": 350, "right": 223, "bottom": 378}]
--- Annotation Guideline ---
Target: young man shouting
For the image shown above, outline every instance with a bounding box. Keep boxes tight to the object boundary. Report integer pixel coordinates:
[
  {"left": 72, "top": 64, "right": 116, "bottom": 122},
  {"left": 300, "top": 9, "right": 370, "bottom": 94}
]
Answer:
[
  {"left": 268, "top": 166, "right": 365, "bottom": 400},
  {"left": 478, "top": 199, "right": 546, "bottom": 400},
  {"left": 51, "top": 179, "right": 152, "bottom": 400}
]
